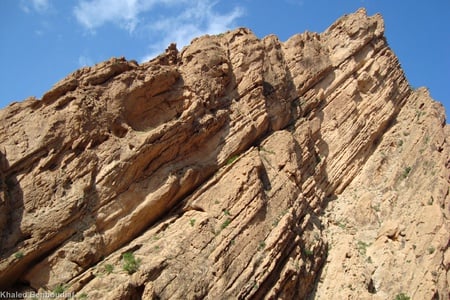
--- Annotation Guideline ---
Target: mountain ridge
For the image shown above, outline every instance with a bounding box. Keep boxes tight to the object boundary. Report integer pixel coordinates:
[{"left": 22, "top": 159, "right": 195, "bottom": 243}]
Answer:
[{"left": 0, "top": 8, "right": 448, "bottom": 299}]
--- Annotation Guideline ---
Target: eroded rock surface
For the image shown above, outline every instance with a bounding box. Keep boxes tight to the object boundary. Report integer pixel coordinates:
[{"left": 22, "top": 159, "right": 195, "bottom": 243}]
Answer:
[{"left": 0, "top": 8, "right": 448, "bottom": 299}]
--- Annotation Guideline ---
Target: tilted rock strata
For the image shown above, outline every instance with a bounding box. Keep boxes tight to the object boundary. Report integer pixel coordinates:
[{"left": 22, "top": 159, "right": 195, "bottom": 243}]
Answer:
[
  {"left": 314, "top": 87, "right": 450, "bottom": 299},
  {"left": 0, "top": 8, "right": 448, "bottom": 299}
]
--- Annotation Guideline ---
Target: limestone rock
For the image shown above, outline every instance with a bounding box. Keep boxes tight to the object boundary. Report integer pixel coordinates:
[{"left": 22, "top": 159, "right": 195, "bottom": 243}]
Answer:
[{"left": 0, "top": 8, "right": 448, "bottom": 300}]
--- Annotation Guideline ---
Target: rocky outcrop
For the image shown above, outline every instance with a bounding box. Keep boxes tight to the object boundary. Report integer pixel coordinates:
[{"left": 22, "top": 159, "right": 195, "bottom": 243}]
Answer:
[{"left": 0, "top": 8, "right": 448, "bottom": 299}]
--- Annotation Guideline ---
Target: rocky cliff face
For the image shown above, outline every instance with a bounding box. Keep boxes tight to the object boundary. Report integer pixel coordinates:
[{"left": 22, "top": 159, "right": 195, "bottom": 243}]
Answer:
[{"left": 0, "top": 8, "right": 449, "bottom": 299}]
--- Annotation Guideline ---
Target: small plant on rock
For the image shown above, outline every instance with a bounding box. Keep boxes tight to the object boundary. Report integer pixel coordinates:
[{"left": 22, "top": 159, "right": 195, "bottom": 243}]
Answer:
[
  {"left": 221, "top": 218, "right": 231, "bottom": 230},
  {"left": 122, "top": 252, "right": 141, "bottom": 275},
  {"left": 357, "top": 240, "right": 370, "bottom": 256},
  {"left": 258, "top": 146, "right": 275, "bottom": 155},
  {"left": 14, "top": 251, "right": 24, "bottom": 259},
  {"left": 258, "top": 241, "right": 266, "bottom": 251},
  {"left": 226, "top": 155, "right": 239, "bottom": 165},
  {"left": 53, "top": 284, "right": 66, "bottom": 295},
  {"left": 304, "top": 248, "right": 314, "bottom": 257},
  {"left": 104, "top": 263, "right": 114, "bottom": 274},
  {"left": 337, "top": 220, "right": 347, "bottom": 230},
  {"left": 402, "top": 166, "right": 412, "bottom": 179},
  {"left": 394, "top": 293, "right": 410, "bottom": 300}
]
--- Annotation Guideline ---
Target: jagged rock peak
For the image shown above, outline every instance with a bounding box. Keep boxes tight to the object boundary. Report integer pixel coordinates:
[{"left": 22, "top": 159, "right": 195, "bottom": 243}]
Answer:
[{"left": 0, "top": 8, "right": 448, "bottom": 300}]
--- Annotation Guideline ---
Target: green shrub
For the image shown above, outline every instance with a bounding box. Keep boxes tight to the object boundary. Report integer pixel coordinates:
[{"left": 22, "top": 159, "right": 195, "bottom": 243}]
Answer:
[
  {"left": 394, "top": 293, "right": 410, "bottom": 300},
  {"left": 372, "top": 203, "right": 381, "bottom": 212},
  {"left": 357, "top": 241, "right": 370, "bottom": 256},
  {"left": 189, "top": 218, "right": 196, "bottom": 227},
  {"left": 415, "top": 109, "right": 426, "bottom": 121},
  {"left": 221, "top": 218, "right": 231, "bottom": 230},
  {"left": 258, "top": 241, "right": 266, "bottom": 251},
  {"left": 122, "top": 252, "right": 141, "bottom": 275},
  {"left": 402, "top": 166, "right": 411, "bottom": 179},
  {"left": 258, "top": 146, "right": 275, "bottom": 154},
  {"left": 304, "top": 248, "right": 314, "bottom": 257},
  {"left": 104, "top": 264, "right": 114, "bottom": 274},
  {"left": 226, "top": 155, "right": 239, "bottom": 165},
  {"left": 14, "top": 251, "right": 24, "bottom": 259},
  {"left": 337, "top": 221, "right": 347, "bottom": 229},
  {"left": 53, "top": 284, "right": 66, "bottom": 295}
]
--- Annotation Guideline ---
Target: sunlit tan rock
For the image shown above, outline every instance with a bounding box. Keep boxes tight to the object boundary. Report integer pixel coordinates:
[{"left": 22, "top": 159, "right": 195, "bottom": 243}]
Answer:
[{"left": 0, "top": 8, "right": 448, "bottom": 299}]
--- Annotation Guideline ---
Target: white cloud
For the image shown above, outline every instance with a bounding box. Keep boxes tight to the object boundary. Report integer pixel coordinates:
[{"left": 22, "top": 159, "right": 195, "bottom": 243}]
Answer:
[
  {"left": 74, "top": 0, "right": 183, "bottom": 32},
  {"left": 33, "top": 0, "right": 50, "bottom": 11},
  {"left": 141, "top": 0, "right": 244, "bottom": 61},
  {"left": 74, "top": 0, "right": 145, "bottom": 32},
  {"left": 78, "top": 55, "right": 94, "bottom": 67},
  {"left": 73, "top": 0, "right": 243, "bottom": 60},
  {"left": 20, "top": 0, "right": 51, "bottom": 13}
]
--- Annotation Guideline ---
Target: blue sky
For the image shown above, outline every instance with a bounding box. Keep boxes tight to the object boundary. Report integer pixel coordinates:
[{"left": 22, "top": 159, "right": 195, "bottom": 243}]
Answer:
[{"left": 1, "top": 0, "right": 449, "bottom": 117}]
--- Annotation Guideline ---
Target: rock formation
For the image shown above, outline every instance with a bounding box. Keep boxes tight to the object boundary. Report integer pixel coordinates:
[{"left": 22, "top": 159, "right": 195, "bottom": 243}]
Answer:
[{"left": 0, "top": 8, "right": 448, "bottom": 299}]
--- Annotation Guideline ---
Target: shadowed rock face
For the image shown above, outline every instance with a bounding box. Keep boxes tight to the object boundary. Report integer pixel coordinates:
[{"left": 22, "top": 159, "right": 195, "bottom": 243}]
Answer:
[{"left": 0, "top": 8, "right": 448, "bottom": 299}]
